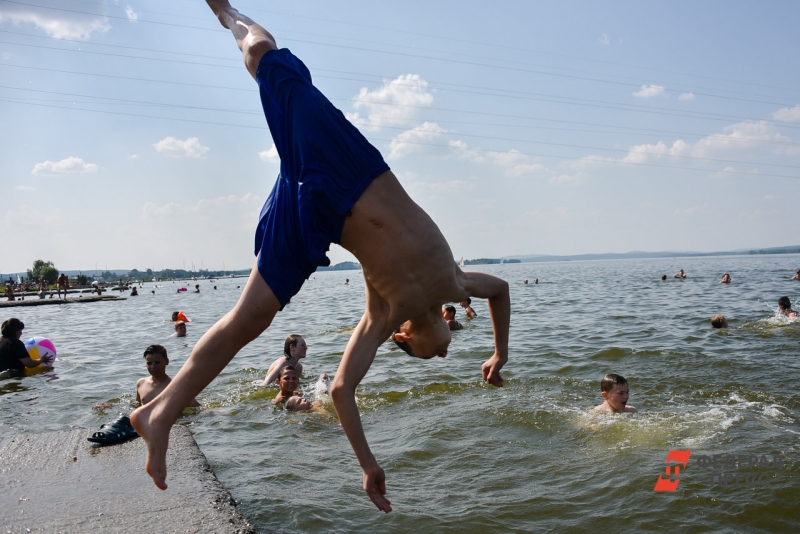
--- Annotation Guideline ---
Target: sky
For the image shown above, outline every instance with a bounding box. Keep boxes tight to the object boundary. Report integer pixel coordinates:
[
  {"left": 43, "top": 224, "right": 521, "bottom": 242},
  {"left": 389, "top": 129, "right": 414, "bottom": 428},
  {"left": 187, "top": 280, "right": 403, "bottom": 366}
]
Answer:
[{"left": 2, "top": 0, "right": 799, "bottom": 274}]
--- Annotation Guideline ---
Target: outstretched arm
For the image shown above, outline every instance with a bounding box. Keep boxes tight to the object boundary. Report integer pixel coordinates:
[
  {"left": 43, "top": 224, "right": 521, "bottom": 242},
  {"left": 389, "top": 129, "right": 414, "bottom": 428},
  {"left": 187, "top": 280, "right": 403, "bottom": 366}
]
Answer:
[
  {"left": 330, "top": 312, "right": 393, "bottom": 513},
  {"left": 463, "top": 272, "right": 510, "bottom": 387}
]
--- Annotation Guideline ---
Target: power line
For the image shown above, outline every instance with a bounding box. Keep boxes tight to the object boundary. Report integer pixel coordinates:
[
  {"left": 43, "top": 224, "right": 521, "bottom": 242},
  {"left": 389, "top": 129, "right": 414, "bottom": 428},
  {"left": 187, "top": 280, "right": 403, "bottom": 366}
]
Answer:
[
  {"left": 2, "top": 97, "right": 798, "bottom": 178},
  {"left": 4, "top": 0, "right": 799, "bottom": 108},
  {"left": 49, "top": 0, "right": 800, "bottom": 97},
  {"left": 3, "top": 61, "right": 800, "bottom": 131},
  {"left": 3, "top": 83, "right": 798, "bottom": 149}
]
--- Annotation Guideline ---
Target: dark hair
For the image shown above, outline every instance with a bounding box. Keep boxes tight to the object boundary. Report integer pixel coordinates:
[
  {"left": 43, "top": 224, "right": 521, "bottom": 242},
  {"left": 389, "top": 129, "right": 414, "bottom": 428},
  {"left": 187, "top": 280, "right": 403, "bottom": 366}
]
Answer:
[
  {"left": 143, "top": 344, "right": 168, "bottom": 359},
  {"left": 280, "top": 365, "right": 297, "bottom": 378},
  {"left": 661, "top": 274, "right": 667, "bottom": 281},
  {"left": 392, "top": 330, "right": 414, "bottom": 357},
  {"left": 1, "top": 318, "right": 24, "bottom": 338},
  {"left": 284, "top": 334, "right": 303, "bottom": 358},
  {"left": 171, "top": 311, "right": 179, "bottom": 321},
  {"left": 444, "top": 305, "right": 456, "bottom": 315},
  {"left": 778, "top": 296, "right": 791, "bottom": 309},
  {"left": 600, "top": 373, "right": 628, "bottom": 393},
  {"left": 711, "top": 314, "right": 727, "bottom": 328},
  {"left": 462, "top": 297, "right": 472, "bottom": 305}
]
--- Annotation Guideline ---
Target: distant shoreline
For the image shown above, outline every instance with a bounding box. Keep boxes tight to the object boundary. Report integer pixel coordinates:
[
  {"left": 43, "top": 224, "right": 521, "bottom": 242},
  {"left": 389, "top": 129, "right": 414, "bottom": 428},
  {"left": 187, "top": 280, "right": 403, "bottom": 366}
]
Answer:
[{"left": 3, "top": 247, "right": 798, "bottom": 278}]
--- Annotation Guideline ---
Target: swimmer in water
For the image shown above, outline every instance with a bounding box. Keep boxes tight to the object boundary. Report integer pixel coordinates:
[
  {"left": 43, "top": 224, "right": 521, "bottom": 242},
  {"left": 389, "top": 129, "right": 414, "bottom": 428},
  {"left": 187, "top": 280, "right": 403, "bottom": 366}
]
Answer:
[
  {"left": 524, "top": 279, "right": 528, "bottom": 285},
  {"left": 273, "top": 366, "right": 327, "bottom": 411},
  {"left": 792, "top": 270, "right": 800, "bottom": 281},
  {"left": 194, "top": 284, "right": 200, "bottom": 293},
  {"left": 136, "top": 345, "right": 200, "bottom": 407},
  {"left": 173, "top": 321, "right": 187, "bottom": 338},
  {"left": 778, "top": 296, "right": 797, "bottom": 318},
  {"left": 674, "top": 269, "right": 686, "bottom": 279},
  {"left": 263, "top": 334, "right": 306, "bottom": 386},
  {"left": 720, "top": 273, "right": 731, "bottom": 284},
  {"left": 459, "top": 297, "right": 478, "bottom": 318},
  {"left": 594, "top": 374, "right": 637, "bottom": 414},
  {"left": 661, "top": 274, "right": 667, "bottom": 282},
  {"left": 711, "top": 314, "right": 729, "bottom": 329},
  {"left": 442, "top": 305, "right": 463, "bottom": 331}
]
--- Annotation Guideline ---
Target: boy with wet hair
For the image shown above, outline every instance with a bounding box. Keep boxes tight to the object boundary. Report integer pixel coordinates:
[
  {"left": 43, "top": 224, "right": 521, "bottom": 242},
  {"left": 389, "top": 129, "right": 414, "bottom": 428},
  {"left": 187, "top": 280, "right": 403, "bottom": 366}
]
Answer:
[
  {"left": 262, "top": 334, "right": 306, "bottom": 385},
  {"left": 131, "top": 1, "right": 509, "bottom": 513},
  {"left": 594, "top": 373, "right": 637, "bottom": 413},
  {"left": 778, "top": 296, "right": 797, "bottom": 318},
  {"left": 173, "top": 321, "right": 187, "bottom": 338},
  {"left": 459, "top": 297, "right": 478, "bottom": 318},
  {"left": 442, "top": 305, "right": 463, "bottom": 331},
  {"left": 711, "top": 314, "right": 729, "bottom": 329},
  {"left": 136, "top": 345, "right": 200, "bottom": 407}
]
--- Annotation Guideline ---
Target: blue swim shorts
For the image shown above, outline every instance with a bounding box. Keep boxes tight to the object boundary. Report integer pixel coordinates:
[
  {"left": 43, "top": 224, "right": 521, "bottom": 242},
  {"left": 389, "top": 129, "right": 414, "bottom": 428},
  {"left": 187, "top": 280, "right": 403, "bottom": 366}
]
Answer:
[{"left": 254, "top": 48, "right": 389, "bottom": 308}]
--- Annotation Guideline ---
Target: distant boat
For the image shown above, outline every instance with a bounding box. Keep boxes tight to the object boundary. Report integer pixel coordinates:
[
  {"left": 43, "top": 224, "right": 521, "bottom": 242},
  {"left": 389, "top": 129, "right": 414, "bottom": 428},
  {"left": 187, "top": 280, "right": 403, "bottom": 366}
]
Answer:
[
  {"left": 500, "top": 259, "right": 504, "bottom": 265},
  {"left": 459, "top": 256, "right": 465, "bottom": 267}
]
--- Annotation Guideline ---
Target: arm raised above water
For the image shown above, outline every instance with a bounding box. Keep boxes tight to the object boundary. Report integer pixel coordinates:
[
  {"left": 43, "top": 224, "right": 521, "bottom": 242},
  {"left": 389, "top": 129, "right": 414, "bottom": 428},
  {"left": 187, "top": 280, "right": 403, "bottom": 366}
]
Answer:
[
  {"left": 462, "top": 271, "right": 510, "bottom": 387},
  {"left": 330, "top": 310, "right": 394, "bottom": 513}
]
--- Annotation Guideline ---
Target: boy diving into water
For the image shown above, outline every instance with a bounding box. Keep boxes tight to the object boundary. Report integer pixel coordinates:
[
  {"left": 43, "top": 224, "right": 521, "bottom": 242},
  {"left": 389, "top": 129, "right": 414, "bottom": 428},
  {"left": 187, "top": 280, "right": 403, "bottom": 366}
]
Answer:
[{"left": 131, "top": 0, "right": 510, "bottom": 513}]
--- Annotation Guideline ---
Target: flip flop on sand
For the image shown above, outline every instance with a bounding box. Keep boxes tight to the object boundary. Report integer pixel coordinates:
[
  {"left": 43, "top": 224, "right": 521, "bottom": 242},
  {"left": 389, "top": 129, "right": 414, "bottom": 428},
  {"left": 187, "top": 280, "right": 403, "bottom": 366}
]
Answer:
[{"left": 87, "top": 415, "right": 138, "bottom": 445}]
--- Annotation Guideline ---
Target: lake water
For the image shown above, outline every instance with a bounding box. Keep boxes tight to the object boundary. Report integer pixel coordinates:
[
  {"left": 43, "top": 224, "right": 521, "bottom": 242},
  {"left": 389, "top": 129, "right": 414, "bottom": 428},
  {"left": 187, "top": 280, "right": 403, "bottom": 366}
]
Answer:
[{"left": 2, "top": 254, "right": 799, "bottom": 532}]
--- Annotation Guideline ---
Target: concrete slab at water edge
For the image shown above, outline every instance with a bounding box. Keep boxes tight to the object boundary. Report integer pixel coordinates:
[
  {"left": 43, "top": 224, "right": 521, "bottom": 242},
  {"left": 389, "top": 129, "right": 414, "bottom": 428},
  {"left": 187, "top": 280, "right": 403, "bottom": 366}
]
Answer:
[{"left": 0, "top": 426, "right": 253, "bottom": 533}]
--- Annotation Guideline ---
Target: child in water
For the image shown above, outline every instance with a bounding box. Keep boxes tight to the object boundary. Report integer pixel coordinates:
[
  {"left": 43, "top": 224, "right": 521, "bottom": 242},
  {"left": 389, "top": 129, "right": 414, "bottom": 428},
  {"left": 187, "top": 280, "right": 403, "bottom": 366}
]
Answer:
[
  {"left": 263, "top": 334, "right": 307, "bottom": 385},
  {"left": 594, "top": 373, "right": 637, "bottom": 413},
  {"left": 273, "top": 366, "right": 328, "bottom": 412},
  {"left": 778, "top": 296, "right": 797, "bottom": 318},
  {"left": 136, "top": 345, "right": 200, "bottom": 407}
]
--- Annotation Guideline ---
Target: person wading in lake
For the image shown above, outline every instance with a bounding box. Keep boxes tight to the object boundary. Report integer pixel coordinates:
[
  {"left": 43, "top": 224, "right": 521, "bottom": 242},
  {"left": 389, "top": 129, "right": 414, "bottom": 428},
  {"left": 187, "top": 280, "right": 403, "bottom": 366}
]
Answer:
[{"left": 131, "top": 0, "right": 510, "bottom": 513}]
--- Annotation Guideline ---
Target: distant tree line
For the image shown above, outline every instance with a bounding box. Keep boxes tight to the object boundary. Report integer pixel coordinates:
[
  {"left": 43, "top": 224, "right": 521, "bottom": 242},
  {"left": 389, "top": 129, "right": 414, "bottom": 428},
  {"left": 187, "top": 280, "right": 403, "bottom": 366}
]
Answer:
[{"left": 463, "top": 258, "right": 521, "bottom": 265}]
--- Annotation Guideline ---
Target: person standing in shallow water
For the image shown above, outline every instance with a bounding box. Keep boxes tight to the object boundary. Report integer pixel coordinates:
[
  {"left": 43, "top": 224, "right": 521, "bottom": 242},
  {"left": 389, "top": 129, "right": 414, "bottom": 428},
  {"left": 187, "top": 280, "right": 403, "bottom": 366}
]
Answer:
[
  {"left": 130, "top": 1, "right": 510, "bottom": 513},
  {"left": 262, "top": 334, "right": 307, "bottom": 386}
]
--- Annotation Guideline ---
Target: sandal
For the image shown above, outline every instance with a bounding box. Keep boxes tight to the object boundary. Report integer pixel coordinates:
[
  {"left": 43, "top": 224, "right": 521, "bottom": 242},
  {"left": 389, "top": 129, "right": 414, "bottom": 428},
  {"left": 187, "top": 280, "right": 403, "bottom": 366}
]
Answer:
[{"left": 87, "top": 415, "right": 138, "bottom": 445}]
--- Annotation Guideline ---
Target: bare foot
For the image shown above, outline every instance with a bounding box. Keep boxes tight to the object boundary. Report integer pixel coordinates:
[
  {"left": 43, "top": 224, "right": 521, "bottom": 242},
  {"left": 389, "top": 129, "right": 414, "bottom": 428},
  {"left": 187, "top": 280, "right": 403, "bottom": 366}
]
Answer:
[{"left": 130, "top": 403, "right": 172, "bottom": 490}]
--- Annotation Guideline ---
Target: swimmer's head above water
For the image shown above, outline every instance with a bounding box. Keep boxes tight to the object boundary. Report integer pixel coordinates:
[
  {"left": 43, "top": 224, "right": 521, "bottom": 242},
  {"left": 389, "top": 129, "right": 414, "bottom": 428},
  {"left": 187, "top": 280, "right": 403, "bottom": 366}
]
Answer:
[
  {"left": 595, "top": 373, "right": 637, "bottom": 414},
  {"left": 283, "top": 334, "right": 307, "bottom": 360},
  {"left": 392, "top": 315, "right": 451, "bottom": 359}
]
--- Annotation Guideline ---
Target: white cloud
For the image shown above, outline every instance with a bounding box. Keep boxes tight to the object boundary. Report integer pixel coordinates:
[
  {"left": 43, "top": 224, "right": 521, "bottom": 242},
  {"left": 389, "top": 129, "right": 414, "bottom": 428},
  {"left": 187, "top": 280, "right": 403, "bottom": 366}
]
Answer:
[
  {"left": 387, "top": 122, "right": 445, "bottom": 160},
  {"left": 124, "top": 6, "right": 138, "bottom": 21},
  {"left": 678, "top": 92, "right": 695, "bottom": 101},
  {"left": 31, "top": 156, "right": 98, "bottom": 176},
  {"left": 506, "top": 163, "right": 547, "bottom": 178},
  {"left": 2, "top": 205, "right": 62, "bottom": 226},
  {"left": 773, "top": 105, "right": 800, "bottom": 122},
  {"left": 409, "top": 180, "right": 472, "bottom": 193},
  {"left": 448, "top": 139, "right": 485, "bottom": 162},
  {"left": 633, "top": 84, "right": 666, "bottom": 98},
  {"left": 487, "top": 149, "right": 526, "bottom": 167},
  {"left": 15, "top": 185, "right": 34, "bottom": 191},
  {"left": 0, "top": 7, "right": 110, "bottom": 40},
  {"left": 153, "top": 136, "right": 209, "bottom": 158},
  {"left": 142, "top": 194, "right": 262, "bottom": 220},
  {"left": 128, "top": 154, "right": 140, "bottom": 159},
  {"left": 349, "top": 74, "right": 434, "bottom": 128},
  {"left": 599, "top": 33, "right": 610, "bottom": 45},
  {"left": 549, "top": 171, "right": 588, "bottom": 184},
  {"left": 258, "top": 144, "right": 280, "bottom": 163},
  {"left": 573, "top": 118, "right": 796, "bottom": 173}
]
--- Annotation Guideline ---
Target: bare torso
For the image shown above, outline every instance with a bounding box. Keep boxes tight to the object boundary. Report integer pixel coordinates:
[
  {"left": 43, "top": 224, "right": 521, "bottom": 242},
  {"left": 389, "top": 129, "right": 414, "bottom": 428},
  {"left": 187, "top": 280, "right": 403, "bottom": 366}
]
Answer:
[
  {"left": 137, "top": 376, "right": 171, "bottom": 405},
  {"left": 341, "top": 171, "right": 468, "bottom": 326}
]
